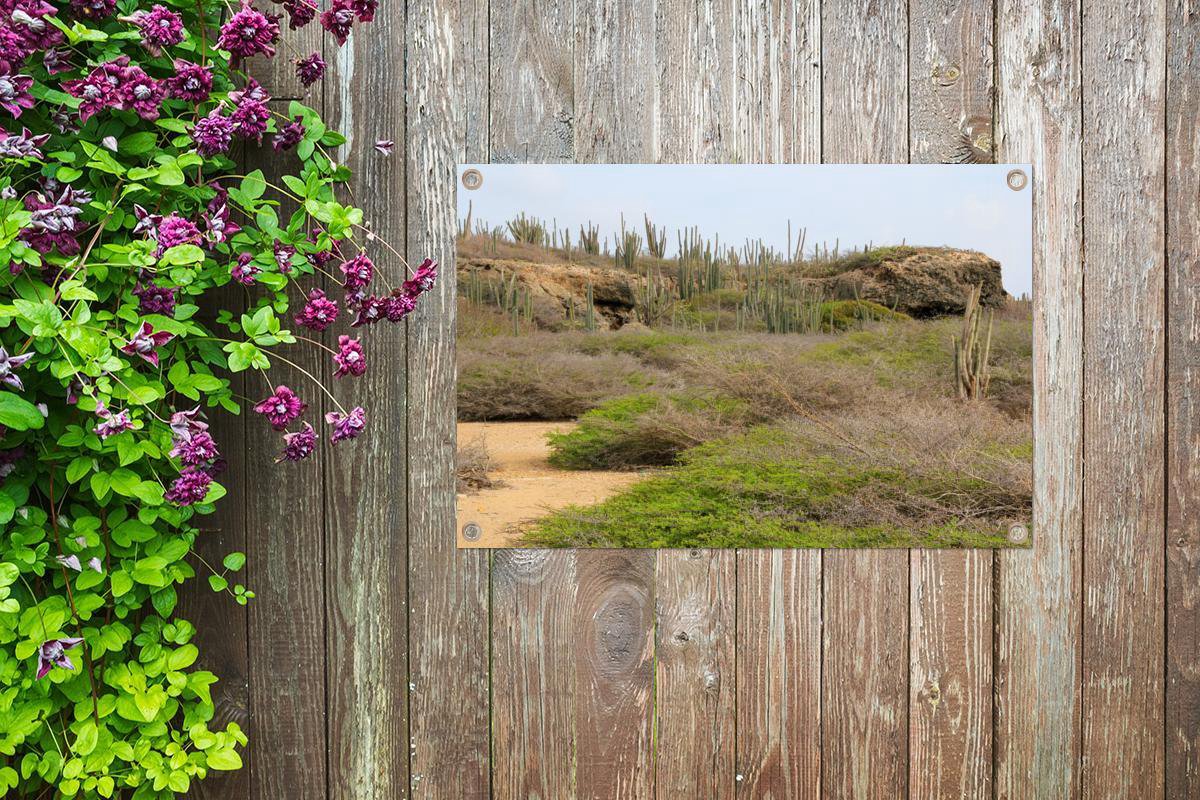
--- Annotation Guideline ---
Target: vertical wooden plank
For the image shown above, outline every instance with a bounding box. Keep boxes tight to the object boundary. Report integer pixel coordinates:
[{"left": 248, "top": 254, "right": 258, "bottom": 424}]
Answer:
[
  {"left": 488, "top": 6, "right": 578, "bottom": 797},
  {"left": 574, "top": 552, "right": 656, "bottom": 798},
  {"left": 1166, "top": 1, "right": 1200, "bottom": 794},
  {"left": 407, "top": 0, "right": 492, "bottom": 797},
  {"left": 489, "top": 0, "right": 575, "bottom": 162},
  {"left": 906, "top": 3, "right": 994, "bottom": 799},
  {"left": 571, "top": 6, "right": 659, "bottom": 797},
  {"left": 323, "top": 5, "right": 409, "bottom": 797},
  {"left": 1081, "top": 1, "right": 1167, "bottom": 797},
  {"left": 735, "top": 553, "right": 822, "bottom": 799},
  {"left": 821, "top": 2, "right": 911, "bottom": 798},
  {"left": 993, "top": 0, "right": 1084, "bottom": 795},
  {"left": 731, "top": 0, "right": 821, "bottom": 164},
  {"left": 244, "top": 103, "right": 330, "bottom": 800},
  {"left": 574, "top": 0, "right": 657, "bottom": 163},
  {"left": 492, "top": 552, "right": 578, "bottom": 798},
  {"left": 655, "top": 550, "right": 736, "bottom": 799},
  {"left": 724, "top": 3, "right": 824, "bottom": 799},
  {"left": 908, "top": 554, "right": 992, "bottom": 799},
  {"left": 650, "top": 4, "right": 738, "bottom": 797}
]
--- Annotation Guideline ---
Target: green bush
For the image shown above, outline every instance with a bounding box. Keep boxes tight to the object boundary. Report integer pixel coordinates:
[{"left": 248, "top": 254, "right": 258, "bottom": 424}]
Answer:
[{"left": 817, "top": 299, "right": 909, "bottom": 330}]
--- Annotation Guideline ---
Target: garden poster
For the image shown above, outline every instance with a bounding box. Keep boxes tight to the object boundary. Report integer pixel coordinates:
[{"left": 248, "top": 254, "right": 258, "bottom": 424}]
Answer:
[{"left": 455, "top": 165, "right": 1033, "bottom": 549}]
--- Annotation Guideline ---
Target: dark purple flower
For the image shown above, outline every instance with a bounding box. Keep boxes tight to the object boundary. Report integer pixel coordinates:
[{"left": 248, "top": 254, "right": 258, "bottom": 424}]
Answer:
[
  {"left": 154, "top": 213, "right": 201, "bottom": 257},
  {"left": 230, "top": 252, "right": 259, "bottom": 284},
  {"left": 332, "top": 335, "right": 366, "bottom": 378},
  {"left": 228, "top": 81, "right": 271, "bottom": 141},
  {"left": 282, "top": 0, "right": 317, "bottom": 28},
  {"left": 350, "top": 295, "right": 387, "bottom": 327},
  {"left": 276, "top": 422, "right": 316, "bottom": 462},
  {"left": 132, "top": 204, "right": 161, "bottom": 237},
  {"left": 118, "top": 65, "right": 164, "bottom": 120},
  {"left": 133, "top": 282, "right": 177, "bottom": 315},
  {"left": 218, "top": 1, "right": 281, "bottom": 58},
  {"left": 384, "top": 290, "right": 417, "bottom": 322},
  {"left": 131, "top": 4, "right": 184, "bottom": 52},
  {"left": 0, "top": 74, "right": 34, "bottom": 117},
  {"left": 273, "top": 239, "right": 296, "bottom": 273},
  {"left": 0, "top": 446, "right": 25, "bottom": 478},
  {"left": 42, "top": 47, "right": 70, "bottom": 74},
  {"left": 170, "top": 430, "right": 220, "bottom": 466},
  {"left": 295, "top": 288, "right": 339, "bottom": 331},
  {"left": 20, "top": 183, "right": 89, "bottom": 256},
  {"left": 169, "top": 406, "right": 208, "bottom": 442},
  {"left": 94, "top": 403, "right": 133, "bottom": 439},
  {"left": 272, "top": 117, "right": 305, "bottom": 151},
  {"left": 204, "top": 186, "right": 241, "bottom": 243},
  {"left": 320, "top": 0, "right": 355, "bottom": 44},
  {"left": 63, "top": 58, "right": 128, "bottom": 121},
  {"left": 166, "top": 59, "right": 213, "bottom": 102},
  {"left": 36, "top": 637, "right": 83, "bottom": 679},
  {"left": 0, "top": 126, "right": 47, "bottom": 159},
  {"left": 192, "top": 108, "right": 234, "bottom": 156},
  {"left": 325, "top": 406, "right": 365, "bottom": 443},
  {"left": 120, "top": 321, "right": 174, "bottom": 367},
  {"left": 339, "top": 253, "right": 374, "bottom": 290},
  {"left": 165, "top": 467, "right": 212, "bottom": 505},
  {"left": 5, "top": 0, "right": 63, "bottom": 59},
  {"left": 70, "top": 0, "right": 115, "bottom": 19},
  {"left": 403, "top": 257, "right": 438, "bottom": 298},
  {"left": 253, "top": 385, "right": 306, "bottom": 430},
  {"left": 351, "top": 0, "right": 378, "bottom": 21},
  {"left": 0, "top": 346, "right": 33, "bottom": 390},
  {"left": 295, "top": 52, "right": 325, "bottom": 87}
]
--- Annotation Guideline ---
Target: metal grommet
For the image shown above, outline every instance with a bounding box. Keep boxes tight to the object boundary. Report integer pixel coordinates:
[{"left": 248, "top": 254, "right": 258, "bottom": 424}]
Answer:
[
  {"left": 461, "top": 521, "right": 482, "bottom": 542},
  {"left": 461, "top": 168, "right": 483, "bottom": 191},
  {"left": 1006, "top": 169, "right": 1028, "bottom": 191},
  {"left": 1007, "top": 523, "right": 1029, "bottom": 543}
]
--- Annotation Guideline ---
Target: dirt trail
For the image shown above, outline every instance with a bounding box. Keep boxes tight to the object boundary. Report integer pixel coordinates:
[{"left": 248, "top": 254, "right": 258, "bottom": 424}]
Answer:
[{"left": 456, "top": 421, "right": 645, "bottom": 547}]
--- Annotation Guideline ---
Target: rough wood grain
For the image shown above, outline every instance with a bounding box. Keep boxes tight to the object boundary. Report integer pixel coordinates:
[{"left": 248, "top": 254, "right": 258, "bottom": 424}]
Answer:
[
  {"left": 654, "top": 0, "right": 733, "bottom": 163},
  {"left": 489, "top": 0, "right": 575, "bottom": 162},
  {"left": 730, "top": 0, "right": 820, "bottom": 164},
  {"left": 242, "top": 102, "right": 330, "bottom": 800},
  {"left": 1166, "top": 1, "right": 1200, "bottom": 795},
  {"left": 247, "top": 16, "right": 325, "bottom": 100},
  {"left": 820, "top": 2, "right": 910, "bottom": 797},
  {"left": 406, "top": 0, "right": 491, "bottom": 798},
  {"left": 906, "top": 4, "right": 994, "bottom": 799},
  {"left": 323, "top": 7, "right": 410, "bottom": 797},
  {"left": 491, "top": 551, "right": 577, "bottom": 798},
  {"left": 574, "top": 551, "right": 655, "bottom": 799},
  {"left": 655, "top": 550, "right": 736, "bottom": 799},
  {"left": 908, "top": 0, "right": 995, "bottom": 164},
  {"left": 992, "top": 1, "right": 1084, "bottom": 796},
  {"left": 735, "top": 551, "right": 822, "bottom": 799},
  {"left": 1081, "top": 1, "right": 1167, "bottom": 797}
]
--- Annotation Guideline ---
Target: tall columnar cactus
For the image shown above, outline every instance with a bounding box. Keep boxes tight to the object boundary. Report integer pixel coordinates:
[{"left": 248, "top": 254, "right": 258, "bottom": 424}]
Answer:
[
  {"left": 644, "top": 214, "right": 667, "bottom": 258},
  {"left": 953, "top": 283, "right": 994, "bottom": 400},
  {"left": 579, "top": 222, "right": 601, "bottom": 255},
  {"left": 506, "top": 212, "right": 547, "bottom": 246}
]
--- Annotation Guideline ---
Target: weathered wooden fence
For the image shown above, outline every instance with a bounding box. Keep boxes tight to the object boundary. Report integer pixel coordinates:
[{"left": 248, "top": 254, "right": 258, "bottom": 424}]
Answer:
[{"left": 180, "top": 0, "right": 1198, "bottom": 797}]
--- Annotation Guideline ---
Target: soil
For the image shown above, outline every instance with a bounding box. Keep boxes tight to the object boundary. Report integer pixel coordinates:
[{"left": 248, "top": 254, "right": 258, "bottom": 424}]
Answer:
[{"left": 456, "top": 421, "right": 647, "bottom": 547}]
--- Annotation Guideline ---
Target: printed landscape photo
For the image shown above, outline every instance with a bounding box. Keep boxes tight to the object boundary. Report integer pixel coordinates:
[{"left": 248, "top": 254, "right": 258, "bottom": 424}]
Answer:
[{"left": 455, "top": 165, "right": 1034, "bottom": 549}]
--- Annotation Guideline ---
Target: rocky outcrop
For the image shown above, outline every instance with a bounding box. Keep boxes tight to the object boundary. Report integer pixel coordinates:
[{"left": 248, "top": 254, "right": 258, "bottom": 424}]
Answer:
[
  {"left": 458, "top": 258, "right": 639, "bottom": 330},
  {"left": 812, "top": 247, "right": 1007, "bottom": 317}
]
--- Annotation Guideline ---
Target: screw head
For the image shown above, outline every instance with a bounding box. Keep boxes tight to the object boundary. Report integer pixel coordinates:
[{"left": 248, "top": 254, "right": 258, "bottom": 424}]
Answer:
[
  {"left": 1007, "top": 523, "right": 1029, "bottom": 543},
  {"left": 462, "top": 521, "right": 482, "bottom": 542},
  {"left": 461, "top": 168, "right": 483, "bottom": 191},
  {"left": 1006, "top": 169, "right": 1028, "bottom": 191}
]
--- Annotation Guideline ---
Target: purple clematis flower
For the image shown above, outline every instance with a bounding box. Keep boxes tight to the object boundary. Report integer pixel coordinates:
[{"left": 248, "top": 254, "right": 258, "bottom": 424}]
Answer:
[
  {"left": 229, "top": 79, "right": 271, "bottom": 141},
  {"left": 230, "top": 252, "right": 259, "bottom": 285},
  {"left": 332, "top": 335, "right": 366, "bottom": 378},
  {"left": 283, "top": 0, "right": 317, "bottom": 28},
  {"left": 154, "top": 213, "right": 202, "bottom": 257},
  {"left": 0, "top": 74, "right": 35, "bottom": 117},
  {"left": 273, "top": 239, "right": 296, "bottom": 273},
  {"left": 166, "top": 59, "right": 212, "bottom": 101},
  {"left": 384, "top": 290, "right": 417, "bottom": 322},
  {"left": 325, "top": 406, "right": 365, "bottom": 443},
  {"left": 350, "top": 294, "right": 387, "bottom": 327},
  {"left": 276, "top": 422, "right": 316, "bottom": 462},
  {"left": 272, "top": 117, "right": 305, "bottom": 151},
  {"left": 120, "top": 321, "right": 175, "bottom": 367},
  {"left": 402, "top": 257, "right": 438, "bottom": 298},
  {"left": 339, "top": 253, "right": 374, "bottom": 290},
  {"left": 132, "top": 204, "right": 161, "bottom": 237},
  {"left": 170, "top": 430, "right": 220, "bottom": 466},
  {"left": 130, "top": 4, "right": 184, "bottom": 53},
  {"left": 295, "top": 288, "right": 339, "bottom": 331},
  {"left": 37, "top": 637, "right": 83, "bottom": 679},
  {"left": 133, "top": 282, "right": 177, "bottom": 315},
  {"left": 94, "top": 402, "right": 133, "bottom": 439},
  {"left": 203, "top": 185, "right": 240, "bottom": 243},
  {"left": 169, "top": 406, "right": 208, "bottom": 441},
  {"left": 254, "top": 385, "right": 306, "bottom": 430},
  {"left": 165, "top": 467, "right": 212, "bottom": 506},
  {"left": 0, "top": 346, "right": 34, "bottom": 390},
  {"left": 192, "top": 108, "right": 234, "bottom": 156},
  {"left": 0, "top": 126, "right": 50, "bottom": 159},
  {"left": 320, "top": 0, "right": 355, "bottom": 44},
  {"left": 218, "top": 1, "right": 281, "bottom": 58},
  {"left": 296, "top": 52, "right": 325, "bottom": 87}
]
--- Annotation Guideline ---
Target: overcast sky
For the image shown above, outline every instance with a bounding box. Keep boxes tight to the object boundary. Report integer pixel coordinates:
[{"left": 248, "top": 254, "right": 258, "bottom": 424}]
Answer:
[{"left": 457, "top": 164, "right": 1034, "bottom": 298}]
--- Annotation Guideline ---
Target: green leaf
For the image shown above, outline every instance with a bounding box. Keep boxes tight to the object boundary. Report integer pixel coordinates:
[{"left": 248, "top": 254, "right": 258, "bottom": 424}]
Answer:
[
  {"left": 0, "top": 493, "right": 14, "bottom": 526},
  {"left": 222, "top": 552, "right": 246, "bottom": 572},
  {"left": 154, "top": 160, "right": 185, "bottom": 186},
  {"left": 110, "top": 571, "right": 133, "bottom": 598},
  {"left": 168, "top": 644, "right": 198, "bottom": 671},
  {"left": 73, "top": 721, "right": 98, "bottom": 757},
  {"left": 0, "top": 393, "right": 45, "bottom": 431},
  {"left": 206, "top": 748, "right": 243, "bottom": 771},
  {"left": 158, "top": 243, "right": 205, "bottom": 266},
  {"left": 66, "top": 456, "right": 93, "bottom": 483},
  {"left": 119, "top": 131, "right": 158, "bottom": 155},
  {"left": 240, "top": 169, "right": 266, "bottom": 201},
  {"left": 208, "top": 574, "right": 228, "bottom": 592}
]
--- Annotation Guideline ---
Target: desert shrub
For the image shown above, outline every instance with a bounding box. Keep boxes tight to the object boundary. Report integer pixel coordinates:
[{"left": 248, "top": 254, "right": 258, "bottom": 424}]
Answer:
[
  {"left": 456, "top": 436, "right": 502, "bottom": 493},
  {"left": 575, "top": 330, "right": 701, "bottom": 369},
  {"left": 524, "top": 400, "right": 1030, "bottom": 549},
  {"left": 458, "top": 345, "right": 654, "bottom": 420},
  {"left": 546, "top": 393, "right": 749, "bottom": 469},
  {"left": 817, "top": 299, "right": 909, "bottom": 330}
]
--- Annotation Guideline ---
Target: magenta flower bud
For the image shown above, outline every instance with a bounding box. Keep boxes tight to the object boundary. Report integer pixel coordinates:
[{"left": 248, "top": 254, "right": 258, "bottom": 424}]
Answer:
[
  {"left": 36, "top": 637, "right": 83, "bottom": 679},
  {"left": 325, "top": 406, "right": 365, "bottom": 443},
  {"left": 277, "top": 422, "right": 317, "bottom": 462},
  {"left": 332, "top": 335, "right": 366, "bottom": 378}
]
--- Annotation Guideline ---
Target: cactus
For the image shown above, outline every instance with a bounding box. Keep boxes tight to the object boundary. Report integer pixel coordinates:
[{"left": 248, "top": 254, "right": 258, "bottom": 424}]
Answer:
[
  {"left": 579, "top": 222, "right": 600, "bottom": 255},
  {"left": 506, "top": 213, "right": 547, "bottom": 246},
  {"left": 614, "top": 222, "right": 643, "bottom": 271},
  {"left": 644, "top": 214, "right": 667, "bottom": 258},
  {"left": 953, "top": 283, "right": 994, "bottom": 400},
  {"left": 458, "top": 199, "right": 473, "bottom": 240}
]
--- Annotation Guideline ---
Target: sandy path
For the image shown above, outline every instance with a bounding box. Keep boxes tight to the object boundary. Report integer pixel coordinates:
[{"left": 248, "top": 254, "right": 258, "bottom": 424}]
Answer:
[{"left": 456, "top": 421, "right": 645, "bottom": 547}]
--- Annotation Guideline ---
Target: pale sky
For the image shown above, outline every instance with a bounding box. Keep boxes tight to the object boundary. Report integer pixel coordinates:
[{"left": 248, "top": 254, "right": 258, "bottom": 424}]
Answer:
[{"left": 457, "top": 164, "right": 1034, "bottom": 298}]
